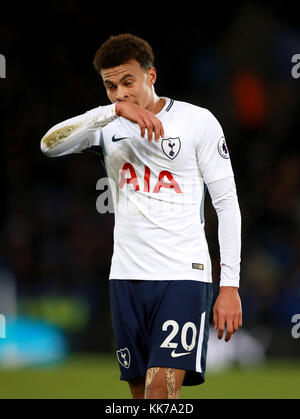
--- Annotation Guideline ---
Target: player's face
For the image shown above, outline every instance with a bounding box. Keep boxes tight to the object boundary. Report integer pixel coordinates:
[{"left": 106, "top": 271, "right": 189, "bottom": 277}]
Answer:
[{"left": 101, "top": 60, "right": 156, "bottom": 110}]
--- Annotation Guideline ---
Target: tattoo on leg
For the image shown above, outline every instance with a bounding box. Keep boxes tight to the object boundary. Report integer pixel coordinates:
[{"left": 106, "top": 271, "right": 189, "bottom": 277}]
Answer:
[
  {"left": 165, "top": 368, "right": 176, "bottom": 399},
  {"left": 145, "top": 367, "right": 159, "bottom": 398}
]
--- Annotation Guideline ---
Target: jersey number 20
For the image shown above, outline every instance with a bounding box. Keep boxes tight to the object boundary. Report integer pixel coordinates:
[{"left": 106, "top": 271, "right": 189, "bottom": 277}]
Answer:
[{"left": 160, "top": 320, "right": 198, "bottom": 351}]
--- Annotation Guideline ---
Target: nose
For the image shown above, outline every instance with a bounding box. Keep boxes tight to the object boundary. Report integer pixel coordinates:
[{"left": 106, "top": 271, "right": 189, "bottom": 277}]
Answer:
[{"left": 116, "top": 86, "right": 129, "bottom": 102}]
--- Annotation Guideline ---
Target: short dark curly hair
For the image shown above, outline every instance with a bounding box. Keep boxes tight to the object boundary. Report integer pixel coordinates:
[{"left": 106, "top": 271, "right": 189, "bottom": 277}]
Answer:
[{"left": 93, "top": 33, "right": 155, "bottom": 72}]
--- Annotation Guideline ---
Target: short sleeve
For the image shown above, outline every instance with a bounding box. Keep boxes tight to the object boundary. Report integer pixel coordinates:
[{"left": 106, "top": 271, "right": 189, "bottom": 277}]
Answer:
[{"left": 196, "top": 110, "right": 234, "bottom": 184}]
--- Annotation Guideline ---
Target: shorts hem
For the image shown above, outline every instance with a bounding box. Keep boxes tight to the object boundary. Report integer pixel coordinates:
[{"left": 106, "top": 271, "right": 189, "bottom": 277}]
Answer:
[{"left": 147, "top": 363, "right": 205, "bottom": 387}]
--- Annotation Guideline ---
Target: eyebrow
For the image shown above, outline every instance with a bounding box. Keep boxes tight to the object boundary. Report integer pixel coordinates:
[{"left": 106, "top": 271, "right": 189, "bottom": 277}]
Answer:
[{"left": 104, "top": 73, "right": 135, "bottom": 87}]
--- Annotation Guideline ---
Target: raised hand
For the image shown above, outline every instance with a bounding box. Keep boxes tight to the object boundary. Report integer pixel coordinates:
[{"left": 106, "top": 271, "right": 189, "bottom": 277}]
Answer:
[{"left": 115, "top": 102, "right": 165, "bottom": 142}]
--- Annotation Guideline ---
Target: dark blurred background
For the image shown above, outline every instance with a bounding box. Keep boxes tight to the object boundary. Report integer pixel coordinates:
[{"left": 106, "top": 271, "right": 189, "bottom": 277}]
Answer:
[{"left": 0, "top": 1, "right": 299, "bottom": 366}]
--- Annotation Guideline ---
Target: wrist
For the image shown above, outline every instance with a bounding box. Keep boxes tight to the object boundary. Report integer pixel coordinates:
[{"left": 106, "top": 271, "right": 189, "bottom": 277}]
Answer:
[
  {"left": 219, "top": 286, "right": 239, "bottom": 293},
  {"left": 115, "top": 102, "right": 122, "bottom": 116}
]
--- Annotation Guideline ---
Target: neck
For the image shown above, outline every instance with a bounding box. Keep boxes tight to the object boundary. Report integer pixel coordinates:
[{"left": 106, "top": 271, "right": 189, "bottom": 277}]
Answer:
[{"left": 146, "top": 92, "right": 165, "bottom": 115}]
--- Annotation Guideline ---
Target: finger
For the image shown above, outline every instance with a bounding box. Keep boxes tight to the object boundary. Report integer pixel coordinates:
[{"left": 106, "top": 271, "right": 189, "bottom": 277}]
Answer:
[
  {"left": 153, "top": 121, "right": 160, "bottom": 142},
  {"left": 218, "top": 327, "right": 224, "bottom": 340},
  {"left": 144, "top": 119, "right": 154, "bottom": 142},
  {"left": 148, "top": 115, "right": 163, "bottom": 141},
  {"left": 217, "top": 315, "right": 225, "bottom": 340},
  {"left": 160, "top": 123, "right": 165, "bottom": 139},
  {"left": 225, "top": 330, "right": 233, "bottom": 342},
  {"left": 239, "top": 312, "right": 243, "bottom": 327},
  {"left": 213, "top": 308, "right": 218, "bottom": 330},
  {"left": 225, "top": 319, "right": 233, "bottom": 342},
  {"left": 233, "top": 316, "right": 240, "bottom": 333},
  {"left": 137, "top": 119, "right": 146, "bottom": 138},
  {"left": 156, "top": 120, "right": 164, "bottom": 141}
]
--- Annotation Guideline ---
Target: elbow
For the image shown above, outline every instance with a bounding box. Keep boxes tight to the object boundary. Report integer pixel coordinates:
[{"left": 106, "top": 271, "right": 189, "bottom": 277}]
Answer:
[
  {"left": 40, "top": 124, "right": 67, "bottom": 157},
  {"left": 40, "top": 122, "right": 84, "bottom": 157},
  {"left": 40, "top": 136, "right": 56, "bottom": 157},
  {"left": 40, "top": 126, "right": 66, "bottom": 157}
]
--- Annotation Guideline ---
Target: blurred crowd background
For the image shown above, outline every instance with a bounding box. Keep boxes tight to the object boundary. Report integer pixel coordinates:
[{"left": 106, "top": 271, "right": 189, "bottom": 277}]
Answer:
[{"left": 0, "top": 1, "right": 299, "bottom": 366}]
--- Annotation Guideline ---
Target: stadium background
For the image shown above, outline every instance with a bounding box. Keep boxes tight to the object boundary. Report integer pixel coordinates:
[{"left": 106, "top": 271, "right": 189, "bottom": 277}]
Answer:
[{"left": 0, "top": 1, "right": 299, "bottom": 398}]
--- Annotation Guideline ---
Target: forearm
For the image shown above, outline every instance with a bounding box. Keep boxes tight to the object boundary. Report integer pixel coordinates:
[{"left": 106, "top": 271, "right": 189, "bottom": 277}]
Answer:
[
  {"left": 41, "top": 104, "right": 117, "bottom": 157},
  {"left": 207, "top": 176, "right": 241, "bottom": 287}
]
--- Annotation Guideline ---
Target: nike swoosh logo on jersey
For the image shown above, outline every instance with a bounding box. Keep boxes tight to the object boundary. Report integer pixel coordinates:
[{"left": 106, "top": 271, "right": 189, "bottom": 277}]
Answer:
[
  {"left": 112, "top": 135, "right": 130, "bottom": 142},
  {"left": 171, "top": 350, "right": 191, "bottom": 358}
]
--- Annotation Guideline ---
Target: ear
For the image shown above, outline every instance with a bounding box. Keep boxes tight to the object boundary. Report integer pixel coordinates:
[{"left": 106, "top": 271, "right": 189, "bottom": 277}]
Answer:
[{"left": 147, "top": 67, "right": 157, "bottom": 85}]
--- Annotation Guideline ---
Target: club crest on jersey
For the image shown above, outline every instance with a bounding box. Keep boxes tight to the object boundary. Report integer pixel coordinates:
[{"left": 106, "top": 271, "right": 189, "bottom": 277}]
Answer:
[
  {"left": 161, "top": 137, "right": 181, "bottom": 160},
  {"left": 116, "top": 348, "right": 131, "bottom": 369},
  {"left": 218, "top": 136, "right": 230, "bottom": 159}
]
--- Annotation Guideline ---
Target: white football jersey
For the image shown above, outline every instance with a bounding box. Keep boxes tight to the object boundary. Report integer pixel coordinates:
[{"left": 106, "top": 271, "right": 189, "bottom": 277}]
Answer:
[{"left": 98, "top": 98, "right": 234, "bottom": 282}]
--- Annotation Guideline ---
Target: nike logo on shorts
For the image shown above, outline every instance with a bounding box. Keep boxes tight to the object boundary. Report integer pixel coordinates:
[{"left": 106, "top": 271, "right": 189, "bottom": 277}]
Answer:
[
  {"left": 171, "top": 350, "right": 191, "bottom": 358},
  {"left": 112, "top": 135, "right": 130, "bottom": 142}
]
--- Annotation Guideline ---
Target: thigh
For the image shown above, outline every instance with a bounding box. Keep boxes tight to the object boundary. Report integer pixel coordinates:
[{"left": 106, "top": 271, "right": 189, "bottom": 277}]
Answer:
[
  {"left": 144, "top": 367, "right": 186, "bottom": 399},
  {"left": 110, "top": 280, "right": 148, "bottom": 382},
  {"left": 128, "top": 376, "right": 146, "bottom": 399},
  {"left": 147, "top": 280, "right": 213, "bottom": 386}
]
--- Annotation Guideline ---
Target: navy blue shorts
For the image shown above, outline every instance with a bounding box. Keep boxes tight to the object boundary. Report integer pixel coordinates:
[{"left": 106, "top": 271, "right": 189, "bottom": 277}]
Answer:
[{"left": 109, "top": 280, "right": 213, "bottom": 386}]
